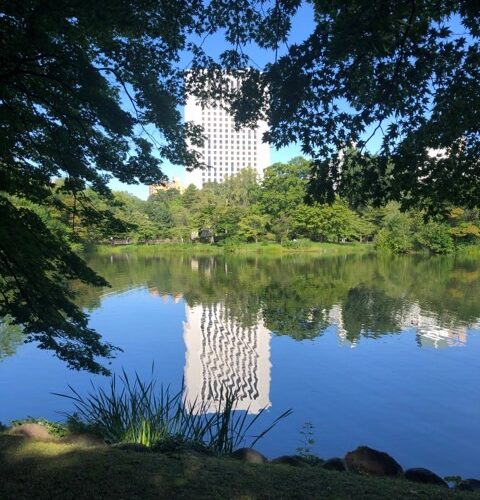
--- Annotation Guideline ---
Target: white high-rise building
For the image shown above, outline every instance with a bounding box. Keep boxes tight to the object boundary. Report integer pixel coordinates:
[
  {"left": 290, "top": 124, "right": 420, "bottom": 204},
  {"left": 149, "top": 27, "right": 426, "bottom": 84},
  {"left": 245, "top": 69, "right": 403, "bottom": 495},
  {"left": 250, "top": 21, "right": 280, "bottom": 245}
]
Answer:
[
  {"left": 184, "top": 79, "right": 270, "bottom": 188},
  {"left": 183, "top": 303, "right": 271, "bottom": 414}
]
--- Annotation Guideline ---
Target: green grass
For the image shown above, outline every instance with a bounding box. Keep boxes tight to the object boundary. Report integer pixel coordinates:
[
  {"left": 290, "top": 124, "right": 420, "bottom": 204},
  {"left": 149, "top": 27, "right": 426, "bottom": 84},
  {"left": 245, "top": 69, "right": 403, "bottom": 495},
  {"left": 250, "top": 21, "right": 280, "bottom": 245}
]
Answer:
[
  {"left": 0, "top": 435, "right": 477, "bottom": 500},
  {"left": 93, "top": 241, "right": 372, "bottom": 257},
  {"left": 93, "top": 242, "right": 225, "bottom": 256},
  {"left": 456, "top": 244, "right": 480, "bottom": 256},
  {"left": 235, "top": 241, "right": 371, "bottom": 255}
]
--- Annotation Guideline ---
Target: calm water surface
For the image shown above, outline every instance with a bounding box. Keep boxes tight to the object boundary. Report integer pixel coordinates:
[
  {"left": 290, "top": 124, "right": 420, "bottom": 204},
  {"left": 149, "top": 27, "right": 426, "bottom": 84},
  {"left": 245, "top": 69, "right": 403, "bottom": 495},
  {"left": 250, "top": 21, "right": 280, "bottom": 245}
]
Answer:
[{"left": 1, "top": 252, "right": 479, "bottom": 477}]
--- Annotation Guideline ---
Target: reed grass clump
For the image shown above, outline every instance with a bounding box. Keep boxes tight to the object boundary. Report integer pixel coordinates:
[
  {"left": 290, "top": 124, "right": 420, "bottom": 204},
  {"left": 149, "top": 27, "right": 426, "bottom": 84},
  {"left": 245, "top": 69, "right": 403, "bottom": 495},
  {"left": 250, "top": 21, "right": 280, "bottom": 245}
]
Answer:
[{"left": 55, "top": 369, "right": 291, "bottom": 453}]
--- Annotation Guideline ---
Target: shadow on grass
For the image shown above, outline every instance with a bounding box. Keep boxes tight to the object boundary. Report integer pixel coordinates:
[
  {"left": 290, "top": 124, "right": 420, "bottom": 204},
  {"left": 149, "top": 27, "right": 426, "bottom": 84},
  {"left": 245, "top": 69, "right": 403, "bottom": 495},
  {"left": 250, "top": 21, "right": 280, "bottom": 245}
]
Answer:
[
  {"left": 0, "top": 436, "right": 476, "bottom": 500},
  {"left": 0, "top": 435, "right": 211, "bottom": 499}
]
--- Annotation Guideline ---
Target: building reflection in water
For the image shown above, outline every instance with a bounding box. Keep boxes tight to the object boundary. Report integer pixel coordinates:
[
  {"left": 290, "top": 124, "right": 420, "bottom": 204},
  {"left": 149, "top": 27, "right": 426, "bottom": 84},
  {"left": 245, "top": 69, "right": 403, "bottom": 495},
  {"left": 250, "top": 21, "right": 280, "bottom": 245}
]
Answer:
[
  {"left": 183, "top": 303, "right": 271, "bottom": 414},
  {"left": 152, "top": 288, "right": 476, "bottom": 413},
  {"left": 328, "top": 301, "right": 476, "bottom": 349}
]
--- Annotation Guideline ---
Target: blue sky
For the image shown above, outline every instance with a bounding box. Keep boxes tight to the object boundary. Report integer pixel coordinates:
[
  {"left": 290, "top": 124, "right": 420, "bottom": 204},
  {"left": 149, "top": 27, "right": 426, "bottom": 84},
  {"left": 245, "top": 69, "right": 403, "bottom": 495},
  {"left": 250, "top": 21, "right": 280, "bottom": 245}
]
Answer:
[{"left": 109, "top": 2, "right": 316, "bottom": 199}]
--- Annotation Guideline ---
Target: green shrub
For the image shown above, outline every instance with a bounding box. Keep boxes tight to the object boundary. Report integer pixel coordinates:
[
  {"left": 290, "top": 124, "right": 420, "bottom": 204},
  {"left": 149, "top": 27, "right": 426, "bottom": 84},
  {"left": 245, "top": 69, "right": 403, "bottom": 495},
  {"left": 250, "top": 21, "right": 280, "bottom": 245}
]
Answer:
[
  {"left": 416, "top": 222, "right": 454, "bottom": 254},
  {"left": 374, "top": 227, "right": 414, "bottom": 254},
  {"left": 282, "top": 238, "right": 312, "bottom": 249},
  {"left": 444, "top": 475, "right": 463, "bottom": 488},
  {"left": 375, "top": 213, "right": 414, "bottom": 254},
  {"left": 218, "top": 237, "right": 242, "bottom": 253},
  {"left": 55, "top": 369, "right": 292, "bottom": 453}
]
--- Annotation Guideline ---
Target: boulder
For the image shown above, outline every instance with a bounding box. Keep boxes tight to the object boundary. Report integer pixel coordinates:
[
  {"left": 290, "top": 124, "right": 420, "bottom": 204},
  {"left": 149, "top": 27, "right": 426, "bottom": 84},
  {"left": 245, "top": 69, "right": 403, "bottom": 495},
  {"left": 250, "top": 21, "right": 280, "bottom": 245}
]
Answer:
[
  {"left": 344, "top": 446, "right": 403, "bottom": 476},
  {"left": 404, "top": 468, "right": 448, "bottom": 487},
  {"left": 271, "top": 455, "right": 303, "bottom": 466},
  {"left": 61, "top": 433, "right": 106, "bottom": 447},
  {"left": 323, "top": 457, "right": 346, "bottom": 472},
  {"left": 8, "top": 423, "right": 52, "bottom": 440},
  {"left": 457, "top": 479, "right": 480, "bottom": 492},
  {"left": 231, "top": 447, "right": 266, "bottom": 464}
]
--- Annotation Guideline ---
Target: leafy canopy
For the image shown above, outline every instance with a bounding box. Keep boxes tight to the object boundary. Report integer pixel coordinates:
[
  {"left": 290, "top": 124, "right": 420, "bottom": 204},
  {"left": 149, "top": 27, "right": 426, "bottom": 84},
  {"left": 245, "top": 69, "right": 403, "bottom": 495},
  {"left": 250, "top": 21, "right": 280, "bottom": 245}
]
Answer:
[
  {"left": 0, "top": 0, "right": 207, "bottom": 373},
  {"left": 190, "top": 1, "right": 480, "bottom": 211}
]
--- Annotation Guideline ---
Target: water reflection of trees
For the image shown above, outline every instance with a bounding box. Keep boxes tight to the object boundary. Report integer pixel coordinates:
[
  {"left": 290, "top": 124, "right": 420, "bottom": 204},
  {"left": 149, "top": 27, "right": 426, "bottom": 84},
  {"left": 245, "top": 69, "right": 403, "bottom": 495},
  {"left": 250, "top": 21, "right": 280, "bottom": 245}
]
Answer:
[
  {"left": 77, "top": 252, "right": 480, "bottom": 345},
  {"left": 342, "top": 285, "right": 406, "bottom": 341},
  {"left": 0, "top": 318, "right": 24, "bottom": 361}
]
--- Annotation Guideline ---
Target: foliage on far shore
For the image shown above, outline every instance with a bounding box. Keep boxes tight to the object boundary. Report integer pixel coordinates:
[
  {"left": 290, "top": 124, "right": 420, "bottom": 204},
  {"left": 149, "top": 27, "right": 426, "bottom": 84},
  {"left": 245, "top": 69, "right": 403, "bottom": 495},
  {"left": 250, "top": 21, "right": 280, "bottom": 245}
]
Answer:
[
  {"left": 92, "top": 240, "right": 370, "bottom": 257},
  {"left": 30, "top": 158, "right": 480, "bottom": 256}
]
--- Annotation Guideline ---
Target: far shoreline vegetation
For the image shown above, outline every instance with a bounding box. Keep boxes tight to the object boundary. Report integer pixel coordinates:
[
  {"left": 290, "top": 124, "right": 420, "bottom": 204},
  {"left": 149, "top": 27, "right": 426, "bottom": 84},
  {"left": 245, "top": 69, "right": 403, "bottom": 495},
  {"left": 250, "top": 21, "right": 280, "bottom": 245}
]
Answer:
[
  {"left": 91, "top": 239, "right": 480, "bottom": 257},
  {"left": 92, "top": 240, "right": 372, "bottom": 256},
  {"left": 22, "top": 158, "right": 480, "bottom": 260}
]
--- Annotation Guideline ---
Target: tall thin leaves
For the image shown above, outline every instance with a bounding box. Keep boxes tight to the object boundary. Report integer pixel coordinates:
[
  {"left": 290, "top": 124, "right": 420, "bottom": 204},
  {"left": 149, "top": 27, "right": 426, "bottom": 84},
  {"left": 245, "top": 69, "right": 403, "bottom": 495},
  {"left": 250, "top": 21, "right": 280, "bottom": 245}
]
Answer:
[{"left": 54, "top": 369, "right": 292, "bottom": 453}]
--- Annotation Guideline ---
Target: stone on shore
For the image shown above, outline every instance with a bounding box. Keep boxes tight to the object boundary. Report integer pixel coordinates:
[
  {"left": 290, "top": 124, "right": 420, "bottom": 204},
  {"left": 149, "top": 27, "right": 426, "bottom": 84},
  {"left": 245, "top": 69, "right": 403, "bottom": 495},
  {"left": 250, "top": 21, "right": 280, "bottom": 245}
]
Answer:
[
  {"left": 231, "top": 447, "right": 267, "bottom": 464},
  {"left": 457, "top": 479, "right": 480, "bottom": 492},
  {"left": 8, "top": 423, "right": 52, "bottom": 441},
  {"left": 323, "top": 457, "right": 346, "bottom": 472},
  {"left": 404, "top": 468, "right": 448, "bottom": 487},
  {"left": 344, "top": 446, "right": 403, "bottom": 476}
]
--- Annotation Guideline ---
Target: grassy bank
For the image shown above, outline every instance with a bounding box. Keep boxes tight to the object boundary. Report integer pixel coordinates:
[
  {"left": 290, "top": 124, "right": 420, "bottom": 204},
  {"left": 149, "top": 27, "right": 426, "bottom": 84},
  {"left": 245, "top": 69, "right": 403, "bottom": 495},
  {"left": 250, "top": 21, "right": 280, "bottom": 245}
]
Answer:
[
  {"left": 90, "top": 241, "right": 480, "bottom": 258},
  {"left": 0, "top": 435, "right": 476, "bottom": 500},
  {"left": 92, "top": 241, "right": 372, "bottom": 257},
  {"left": 456, "top": 245, "right": 480, "bottom": 257}
]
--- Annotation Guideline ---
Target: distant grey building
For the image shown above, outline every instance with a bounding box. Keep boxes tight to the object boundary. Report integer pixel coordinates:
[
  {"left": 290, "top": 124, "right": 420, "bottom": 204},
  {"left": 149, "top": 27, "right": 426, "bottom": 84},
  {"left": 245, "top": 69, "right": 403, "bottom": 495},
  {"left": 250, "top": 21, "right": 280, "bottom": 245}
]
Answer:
[{"left": 184, "top": 76, "right": 270, "bottom": 188}]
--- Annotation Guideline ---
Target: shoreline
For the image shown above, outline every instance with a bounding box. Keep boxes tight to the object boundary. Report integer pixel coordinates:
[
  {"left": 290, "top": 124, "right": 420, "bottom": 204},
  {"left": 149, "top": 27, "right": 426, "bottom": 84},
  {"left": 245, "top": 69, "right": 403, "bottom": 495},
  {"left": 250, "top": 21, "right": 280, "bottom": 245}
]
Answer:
[
  {"left": 1, "top": 429, "right": 478, "bottom": 499},
  {"left": 87, "top": 241, "right": 480, "bottom": 258},
  {"left": 91, "top": 241, "right": 374, "bottom": 256}
]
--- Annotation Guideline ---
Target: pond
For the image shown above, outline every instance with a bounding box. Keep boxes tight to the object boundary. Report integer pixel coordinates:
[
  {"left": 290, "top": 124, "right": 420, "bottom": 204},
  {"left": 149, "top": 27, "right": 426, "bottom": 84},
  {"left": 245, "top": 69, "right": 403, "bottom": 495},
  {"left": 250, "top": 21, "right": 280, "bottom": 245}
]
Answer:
[{"left": 1, "top": 251, "right": 479, "bottom": 477}]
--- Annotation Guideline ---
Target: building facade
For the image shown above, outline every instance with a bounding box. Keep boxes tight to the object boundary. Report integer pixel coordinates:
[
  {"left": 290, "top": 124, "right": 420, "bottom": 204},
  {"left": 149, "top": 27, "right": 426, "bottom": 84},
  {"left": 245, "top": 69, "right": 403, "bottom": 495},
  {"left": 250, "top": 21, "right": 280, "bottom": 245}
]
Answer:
[
  {"left": 184, "top": 82, "right": 270, "bottom": 188},
  {"left": 148, "top": 176, "right": 183, "bottom": 197}
]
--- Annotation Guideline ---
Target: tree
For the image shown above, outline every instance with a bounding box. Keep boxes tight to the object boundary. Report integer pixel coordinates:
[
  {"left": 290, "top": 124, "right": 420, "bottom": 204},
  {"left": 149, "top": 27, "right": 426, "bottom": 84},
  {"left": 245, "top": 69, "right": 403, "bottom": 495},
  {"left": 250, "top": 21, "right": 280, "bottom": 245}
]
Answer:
[
  {"left": 181, "top": 185, "right": 201, "bottom": 210},
  {"left": 316, "top": 200, "right": 364, "bottom": 243},
  {"left": 291, "top": 204, "right": 323, "bottom": 241},
  {"left": 223, "top": 168, "right": 260, "bottom": 208},
  {"left": 0, "top": 1, "right": 206, "bottom": 372},
  {"left": 112, "top": 192, "right": 157, "bottom": 241},
  {"left": 0, "top": 317, "right": 24, "bottom": 361},
  {"left": 259, "top": 157, "right": 311, "bottom": 219},
  {"left": 447, "top": 207, "right": 480, "bottom": 244},
  {"left": 191, "top": 1, "right": 480, "bottom": 211},
  {"left": 238, "top": 213, "right": 269, "bottom": 243},
  {"left": 375, "top": 211, "right": 415, "bottom": 254},
  {"left": 416, "top": 221, "right": 454, "bottom": 254},
  {"left": 145, "top": 189, "right": 181, "bottom": 238},
  {"left": 292, "top": 199, "right": 364, "bottom": 242}
]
